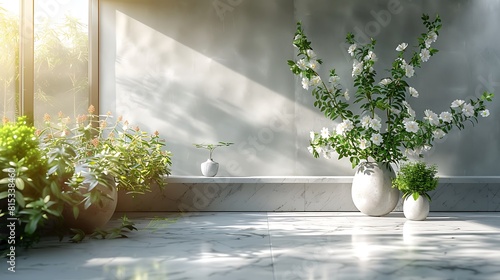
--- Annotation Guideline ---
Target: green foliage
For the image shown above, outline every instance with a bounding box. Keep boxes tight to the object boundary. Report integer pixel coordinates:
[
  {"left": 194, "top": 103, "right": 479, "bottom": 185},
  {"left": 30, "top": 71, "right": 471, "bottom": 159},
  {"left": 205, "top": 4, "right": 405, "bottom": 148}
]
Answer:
[
  {"left": 392, "top": 161, "right": 438, "bottom": 201},
  {"left": 194, "top": 141, "right": 233, "bottom": 160},
  {"left": 70, "top": 215, "right": 138, "bottom": 243},
  {"left": 39, "top": 106, "right": 172, "bottom": 198},
  {"left": 289, "top": 15, "right": 494, "bottom": 168},
  {"left": 0, "top": 117, "right": 67, "bottom": 248}
]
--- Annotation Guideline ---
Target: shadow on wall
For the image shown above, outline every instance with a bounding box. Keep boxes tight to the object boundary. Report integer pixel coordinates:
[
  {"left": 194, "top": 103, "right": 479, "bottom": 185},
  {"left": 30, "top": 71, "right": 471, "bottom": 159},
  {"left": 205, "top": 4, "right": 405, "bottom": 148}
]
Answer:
[{"left": 100, "top": 0, "right": 500, "bottom": 176}]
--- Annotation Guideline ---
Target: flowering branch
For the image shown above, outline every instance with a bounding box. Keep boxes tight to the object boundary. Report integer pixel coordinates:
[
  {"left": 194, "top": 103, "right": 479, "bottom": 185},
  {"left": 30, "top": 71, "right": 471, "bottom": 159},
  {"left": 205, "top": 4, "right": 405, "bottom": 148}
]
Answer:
[{"left": 288, "top": 14, "right": 494, "bottom": 168}]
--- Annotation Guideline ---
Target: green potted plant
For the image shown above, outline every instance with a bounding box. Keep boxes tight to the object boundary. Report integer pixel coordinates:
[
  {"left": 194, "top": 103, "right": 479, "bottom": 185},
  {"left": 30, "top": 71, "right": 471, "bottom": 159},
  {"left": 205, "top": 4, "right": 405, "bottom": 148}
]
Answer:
[
  {"left": 39, "top": 105, "right": 172, "bottom": 232},
  {"left": 0, "top": 116, "right": 74, "bottom": 248},
  {"left": 194, "top": 142, "right": 233, "bottom": 177},
  {"left": 392, "top": 161, "right": 438, "bottom": 220},
  {"left": 287, "top": 14, "right": 493, "bottom": 216}
]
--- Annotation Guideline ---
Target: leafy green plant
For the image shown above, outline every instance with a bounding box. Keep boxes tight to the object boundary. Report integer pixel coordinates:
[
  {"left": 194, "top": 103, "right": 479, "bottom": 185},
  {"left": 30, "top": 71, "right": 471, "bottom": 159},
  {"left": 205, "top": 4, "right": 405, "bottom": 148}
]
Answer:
[
  {"left": 288, "top": 14, "right": 494, "bottom": 168},
  {"left": 194, "top": 142, "right": 233, "bottom": 161},
  {"left": 39, "top": 105, "right": 172, "bottom": 199},
  {"left": 0, "top": 117, "right": 71, "bottom": 248},
  {"left": 70, "top": 215, "right": 137, "bottom": 243},
  {"left": 392, "top": 161, "right": 438, "bottom": 201}
]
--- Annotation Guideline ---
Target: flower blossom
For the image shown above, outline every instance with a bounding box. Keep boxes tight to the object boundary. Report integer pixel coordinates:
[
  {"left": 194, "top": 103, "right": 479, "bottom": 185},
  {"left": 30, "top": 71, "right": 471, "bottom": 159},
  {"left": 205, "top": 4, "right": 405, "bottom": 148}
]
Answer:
[
  {"left": 439, "top": 111, "right": 453, "bottom": 123},
  {"left": 433, "top": 129, "right": 446, "bottom": 139},
  {"left": 359, "top": 138, "right": 370, "bottom": 150},
  {"left": 451, "top": 99, "right": 465, "bottom": 108},
  {"left": 336, "top": 119, "right": 354, "bottom": 135},
  {"left": 361, "top": 116, "right": 371, "bottom": 129},
  {"left": 409, "top": 87, "right": 419, "bottom": 98},
  {"left": 297, "top": 59, "right": 308, "bottom": 70},
  {"left": 396, "top": 43, "right": 408, "bottom": 51},
  {"left": 321, "top": 127, "right": 330, "bottom": 139},
  {"left": 370, "top": 133, "right": 383, "bottom": 146},
  {"left": 379, "top": 78, "right": 392, "bottom": 86},
  {"left": 348, "top": 44, "right": 357, "bottom": 56},
  {"left": 369, "top": 116, "right": 382, "bottom": 131},
  {"left": 365, "top": 51, "right": 378, "bottom": 62},
  {"left": 424, "top": 110, "right": 440, "bottom": 126},
  {"left": 308, "top": 60, "right": 320, "bottom": 71},
  {"left": 420, "top": 49, "right": 431, "bottom": 62},
  {"left": 462, "top": 103, "right": 474, "bottom": 117},
  {"left": 404, "top": 120, "right": 419, "bottom": 133},
  {"left": 405, "top": 64, "right": 415, "bottom": 78},
  {"left": 310, "top": 76, "right": 322, "bottom": 87},
  {"left": 480, "top": 109, "right": 490, "bottom": 117},
  {"left": 344, "top": 89, "right": 350, "bottom": 101},
  {"left": 352, "top": 60, "right": 364, "bottom": 77},
  {"left": 329, "top": 75, "right": 340, "bottom": 85},
  {"left": 310, "top": 131, "right": 316, "bottom": 141},
  {"left": 301, "top": 77, "right": 310, "bottom": 90},
  {"left": 307, "top": 146, "right": 314, "bottom": 154},
  {"left": 306, "top": 49, "right": 317, "bottom": 59},
  {"left": 428, "top": 31, "right": 438, "bottom": 43}
]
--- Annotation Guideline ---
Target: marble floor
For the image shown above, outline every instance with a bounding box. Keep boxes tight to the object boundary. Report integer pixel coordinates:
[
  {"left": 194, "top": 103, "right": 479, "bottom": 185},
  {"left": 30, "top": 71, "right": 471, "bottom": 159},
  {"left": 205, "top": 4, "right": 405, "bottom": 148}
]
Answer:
[{"left": 2, "top": 212, "right": 500, "bottom": 280}]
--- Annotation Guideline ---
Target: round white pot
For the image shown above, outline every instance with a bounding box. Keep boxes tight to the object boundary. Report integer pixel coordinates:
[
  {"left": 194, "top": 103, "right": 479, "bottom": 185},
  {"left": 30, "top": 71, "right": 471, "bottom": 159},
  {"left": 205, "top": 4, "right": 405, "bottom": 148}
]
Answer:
[
  {"left": 403, "top": 195, "right": 430, "bottom": 221},
  {"left": 351, "top": 162, "right": 400, "bottom": 217},
  {"left": 201, "top": 159, "right": 219, "bottom": 177}
]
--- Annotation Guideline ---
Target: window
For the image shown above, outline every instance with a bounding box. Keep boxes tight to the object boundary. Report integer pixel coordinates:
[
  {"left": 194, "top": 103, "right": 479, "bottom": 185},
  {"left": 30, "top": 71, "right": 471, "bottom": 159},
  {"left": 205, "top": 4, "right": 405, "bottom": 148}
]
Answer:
[
  {"left": 0, "top": 0, "right": 97, "bottom": 125},
  {"left": 0, "top": 1, "right": 20, "bottom": 122}
]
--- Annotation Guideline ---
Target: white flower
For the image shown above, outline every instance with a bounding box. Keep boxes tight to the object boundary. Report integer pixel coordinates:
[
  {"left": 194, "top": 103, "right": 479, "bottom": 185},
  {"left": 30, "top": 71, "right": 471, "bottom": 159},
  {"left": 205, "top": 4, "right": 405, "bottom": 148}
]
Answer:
[
  {"left": 361, "top": 115, "right": 372, "bottom": 129},
  {"left": 314, "top": 146, "right": 323, "bottom": 154},
  {"left": 352, "top": 60, "right": 364, "bottom": 77},
  {"left": 480, "top": 109, "right": 490, "bottom": 117},
  {"left": 462, "top": 103, "right": 474, "bottom": 117},
  {"left": 336, "top": 119, "right": 354, "bottom": 135},
  {"left": 439, "top": 111, "right": 453, "bottom": 123},
  {"left": 306, "top": 49, "right": 317, "bottom": 59},
  {"left": 420, "top": 48, "right": 431, "bottom": 62},
  {"left": 369, "top": 118, "right": 382, "bottom": 131},
  {"left": 451, "top": 99, "right": 465, "bottom": 108},
  {"left": 344, "top": 89, "right": 350, "bottom": 101},
  {"left": 405, "top": 64, "right": 415, "bottom": 78},
  {"left": 307, "top": 146, "right": 314, "bottom": 154},
  {"left": 390, "top": 107, "right": 401, "bottom": 114},
  {"left": 348, "top": 44, "right": 357, "bottom": 56},
  {"left": 310, "top": 131, "right": 316, "bottom": 141},
  {"left": 425, "top": 39, "right": 432, "bottom": 48},
  {"left": 428, "top": 31, "right": 438, "bottom": 43},
  {"left": 329, "top": 75, "right": 340, "bottom": 85},
  {"left": 308, "top": 60, "right": 320, "bottom": 71},
  {"left": 424, "top": 110, "right": 440, "bottom": 126},
  {"left": 433, "top": 129, "right": 446, "bottom": 139},
  {"left": 370, "top": 133, "right": 383, "bottom": 146},
  {"left": 379, "top": 78, "right": 392, "bottom": 86},
  {"left": 409, "top": 87, "right": 419, "bottom": 98},
  {"left": 365, "top": 50, "right": 378, "bottom": 62},
  {"left": 396, "top": 43, "right": 408, "bottom": 51},
  {"left": 310, "top": 76, "right": 322, "bottom": 86},
  {"left": 320, "top": 127, "right": 330, "bottom": 139},
  {"left": 294, "top": 34, "right": 302, "bottom": 41},
  {"left": 404, "top": 120, "right": 419, "bottom": 133},
  {"left": 301, "top": 77, "right": 309, "bottom": 90},
  {"left": 359, "top": 138, "right": 370, "bottom": 150},
  {"left": 297, "top": 59, "right": 308, "bottom": 70}
]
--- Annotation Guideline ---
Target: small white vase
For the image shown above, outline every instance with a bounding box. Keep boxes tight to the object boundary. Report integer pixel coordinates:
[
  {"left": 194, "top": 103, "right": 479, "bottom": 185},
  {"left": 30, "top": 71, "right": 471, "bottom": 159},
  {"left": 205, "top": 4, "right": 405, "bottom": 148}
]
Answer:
[
  {"left": 201, "top": 159, "right": 219, "bottom": 177},
  {"left": 403, "top": 195, "right": 430, "bottom": 221},
  {"left": 351, "top": 162, "right": 400, "bottom": 217}
]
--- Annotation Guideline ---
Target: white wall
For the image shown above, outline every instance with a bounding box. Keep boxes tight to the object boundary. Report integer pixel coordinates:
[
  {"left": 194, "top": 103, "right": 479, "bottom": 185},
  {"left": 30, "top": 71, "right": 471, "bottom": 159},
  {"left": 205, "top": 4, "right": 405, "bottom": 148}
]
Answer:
[{"left": 100, "top": 0, "right": 500, "bottom": 176}]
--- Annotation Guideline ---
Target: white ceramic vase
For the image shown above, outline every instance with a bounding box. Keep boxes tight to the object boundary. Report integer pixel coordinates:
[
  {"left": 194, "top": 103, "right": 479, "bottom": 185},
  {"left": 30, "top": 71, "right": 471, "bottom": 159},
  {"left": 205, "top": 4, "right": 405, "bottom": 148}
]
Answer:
[
  {"left": 403, "top": 195, "right": 430, "bottom": 221},
  {"left": 201, "top": 159, "right": 219, "bottom": 177},
  {"left": 351, "top": 162, "right": 400, "bottom": 216}
]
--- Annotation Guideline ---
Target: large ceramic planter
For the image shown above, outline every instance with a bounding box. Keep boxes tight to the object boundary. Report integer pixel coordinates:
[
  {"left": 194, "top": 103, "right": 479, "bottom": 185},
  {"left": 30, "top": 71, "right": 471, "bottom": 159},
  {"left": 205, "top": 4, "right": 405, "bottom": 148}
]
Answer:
[
  {"left": 201, "top": 159, "right": 219, "bottom": 177},
  {"left": 351, "top": 162, "right": 400, "bottom": 216},
  {"left": 403, "top": 195, "right": 430, "bottom": 221},
  {"left": 62, "top": 174, "right": 117, "bottom": 233}
]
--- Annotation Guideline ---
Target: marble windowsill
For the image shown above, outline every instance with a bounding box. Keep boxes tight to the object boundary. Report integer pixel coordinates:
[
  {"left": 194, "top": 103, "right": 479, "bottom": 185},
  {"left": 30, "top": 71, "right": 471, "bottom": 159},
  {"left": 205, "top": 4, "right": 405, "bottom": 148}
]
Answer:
[{"left": 164, "top": 175, "right": 500, "bottom": 184}]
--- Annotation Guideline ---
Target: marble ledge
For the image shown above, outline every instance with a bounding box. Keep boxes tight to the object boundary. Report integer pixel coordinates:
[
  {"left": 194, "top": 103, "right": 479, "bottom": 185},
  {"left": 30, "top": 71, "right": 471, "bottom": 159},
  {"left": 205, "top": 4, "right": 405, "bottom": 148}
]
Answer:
[{"left": 164, "top": 175, "right": 500, "bottom": 184}]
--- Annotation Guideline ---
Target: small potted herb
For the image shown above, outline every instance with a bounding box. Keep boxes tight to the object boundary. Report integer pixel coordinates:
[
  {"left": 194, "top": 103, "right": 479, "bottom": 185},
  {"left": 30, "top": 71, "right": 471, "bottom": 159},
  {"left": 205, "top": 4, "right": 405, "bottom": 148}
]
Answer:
[
  {"left": 392, "top": 161, "right": 438, "bottom": 220},
  {"left": 194, "top": 142, "right": 233, "bottom": 177}
]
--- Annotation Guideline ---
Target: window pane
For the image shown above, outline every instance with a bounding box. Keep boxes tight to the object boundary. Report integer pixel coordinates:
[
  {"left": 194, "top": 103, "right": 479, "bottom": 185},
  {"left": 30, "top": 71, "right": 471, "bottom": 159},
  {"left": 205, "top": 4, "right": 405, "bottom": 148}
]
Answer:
[
  {"left": 34, "top": 0, "right": 89, "bottom": 124},
  {"left": 0, "top": 1, "right": 20, "bottom": 122}
]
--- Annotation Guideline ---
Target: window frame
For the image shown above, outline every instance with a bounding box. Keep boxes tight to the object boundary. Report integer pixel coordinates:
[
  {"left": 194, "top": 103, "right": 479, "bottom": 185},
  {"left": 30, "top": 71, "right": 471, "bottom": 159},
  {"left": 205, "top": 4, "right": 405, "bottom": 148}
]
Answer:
[{"left": 18, "top": 0, "right": 99, "bottom": 123}]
